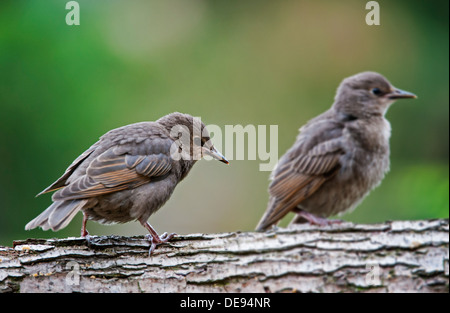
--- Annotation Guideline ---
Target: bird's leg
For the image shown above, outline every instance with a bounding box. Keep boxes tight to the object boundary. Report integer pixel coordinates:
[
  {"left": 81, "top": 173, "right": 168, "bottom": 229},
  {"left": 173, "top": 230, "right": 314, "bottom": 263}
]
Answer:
[
  {"left": 81, "top": 212, "right": 92, "bottom": 246},
  {"left": 140, "top": 221, "right": 176, "bottom": 255},
  {"left": 81, "top": 212, "right": 89, "bottom": 237},
  {"left": 292, "top": 208, "right": 343, "bottom": 226}
]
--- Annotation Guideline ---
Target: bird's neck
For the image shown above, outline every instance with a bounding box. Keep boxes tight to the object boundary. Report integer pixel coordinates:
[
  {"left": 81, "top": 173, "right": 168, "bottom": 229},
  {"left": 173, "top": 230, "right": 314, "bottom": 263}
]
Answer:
[
  {"left": 178, "top": 159, "right": 197, "bottom": 181},
  {"left": 346, "top": 115, "right": 391, "bottom": 153},
  {"left": 334, "top": 105, "right": 385, "bottom": 121}
]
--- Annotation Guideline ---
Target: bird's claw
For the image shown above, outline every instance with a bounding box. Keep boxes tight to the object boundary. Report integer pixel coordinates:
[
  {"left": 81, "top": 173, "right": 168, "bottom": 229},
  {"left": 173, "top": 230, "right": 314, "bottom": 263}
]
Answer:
[
  {"left": 82, "top": 233, "right": 93, "bottom": 247},
  {"left": 160, "top": 232, "right": 176, "bottom": 241},
  {"left": 145, "top": 234, "right": 158, "bottom": 256}
]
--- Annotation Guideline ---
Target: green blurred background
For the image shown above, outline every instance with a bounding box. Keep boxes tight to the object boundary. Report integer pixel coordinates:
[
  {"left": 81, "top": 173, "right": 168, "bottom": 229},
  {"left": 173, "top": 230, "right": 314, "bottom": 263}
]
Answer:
[{"left": 0, "top": 0, "right": 448, "bottom": 246}]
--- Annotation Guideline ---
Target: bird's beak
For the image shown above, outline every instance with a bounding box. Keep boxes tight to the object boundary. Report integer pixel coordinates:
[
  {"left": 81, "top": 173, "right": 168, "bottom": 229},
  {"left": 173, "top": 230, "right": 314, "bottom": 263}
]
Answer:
[
  {"left": 203, "top": 147, "right": 229, "bottom": 164},
  {"left": 387, "top": 88, "right": 417, "bottom": 100}
]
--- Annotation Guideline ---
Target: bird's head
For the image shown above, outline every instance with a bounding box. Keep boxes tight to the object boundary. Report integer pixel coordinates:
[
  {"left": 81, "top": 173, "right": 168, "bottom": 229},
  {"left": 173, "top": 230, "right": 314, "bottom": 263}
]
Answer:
[
  {"left": 333, "top": 72, "right": 416, "bottom": 118},
  {"left": 157, "top": 112, "right": 229, "bottom": 164}
]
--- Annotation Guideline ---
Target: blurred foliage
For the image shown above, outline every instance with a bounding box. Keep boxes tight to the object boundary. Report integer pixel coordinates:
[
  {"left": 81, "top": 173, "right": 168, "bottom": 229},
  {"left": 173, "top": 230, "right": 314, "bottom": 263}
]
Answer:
[{"left": 0, "top": 0, "right": 448, "bottom": 246}]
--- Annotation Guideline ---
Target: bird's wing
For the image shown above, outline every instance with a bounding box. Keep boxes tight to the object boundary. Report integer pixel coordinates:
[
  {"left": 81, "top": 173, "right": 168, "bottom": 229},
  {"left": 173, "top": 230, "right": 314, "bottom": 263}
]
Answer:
[
  {"left": 52, "top": 145, "right": 173, "bottom": 201},
  {"left": 37, "top": 143, "right": 99, "bottom": 196},
  {"left": 257, "top": 137, "right": 344, "bottom": 230}
]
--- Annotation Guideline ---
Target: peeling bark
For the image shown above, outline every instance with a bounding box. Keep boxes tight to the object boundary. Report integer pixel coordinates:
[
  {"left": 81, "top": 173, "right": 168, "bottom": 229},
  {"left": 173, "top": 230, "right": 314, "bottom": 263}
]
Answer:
[{"left": 0, "top": 219, "right": 448, "bottom": 293}]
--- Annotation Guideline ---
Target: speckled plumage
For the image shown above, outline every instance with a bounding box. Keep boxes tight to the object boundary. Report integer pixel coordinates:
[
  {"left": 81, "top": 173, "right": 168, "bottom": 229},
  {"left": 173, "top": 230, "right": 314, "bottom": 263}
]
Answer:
[{"left": 256, "top": 72, "right": 416, "bottom": 231}]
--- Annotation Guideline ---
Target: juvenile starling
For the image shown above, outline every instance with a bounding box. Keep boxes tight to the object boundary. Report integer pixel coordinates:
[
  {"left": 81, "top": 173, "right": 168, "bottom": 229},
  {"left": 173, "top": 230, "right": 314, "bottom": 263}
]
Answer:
[
  {"left": 26, "top": 112, "right": 228, "bottom": 254},
  {"left": 256, "top": 72, "right": 416, "bottom": 231}
]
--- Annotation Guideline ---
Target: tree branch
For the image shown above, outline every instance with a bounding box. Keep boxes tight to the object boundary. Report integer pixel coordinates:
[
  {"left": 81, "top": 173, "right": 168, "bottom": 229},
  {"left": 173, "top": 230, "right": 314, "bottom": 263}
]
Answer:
[{"left": 1, "top": 219, "right": 448, "bottom": 293}]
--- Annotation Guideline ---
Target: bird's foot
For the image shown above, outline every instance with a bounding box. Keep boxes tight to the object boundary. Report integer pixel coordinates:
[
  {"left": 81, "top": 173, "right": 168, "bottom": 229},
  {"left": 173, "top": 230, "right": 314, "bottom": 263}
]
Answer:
[
  {"left": 145, "top": 232, "right": 177, "bottom": 255},
  {"left": 80, "top": 229, "right": 93, "bottom": 247},
  {"left": 84, "top": 234, "right": 93, "bottom": 247},
  {"left": 293, "top": 209, "right": 343, "bottom": 226},
  {"left": 141, "top": 221, "right": 176, "bottom": 255},
  {"left": 310, "top": 217, "right": 343, "bottom": 226}
]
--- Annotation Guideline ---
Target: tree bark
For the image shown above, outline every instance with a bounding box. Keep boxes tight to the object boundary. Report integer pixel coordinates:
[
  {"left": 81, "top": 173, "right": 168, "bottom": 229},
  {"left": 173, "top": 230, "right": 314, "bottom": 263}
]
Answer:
[{"left": 0, "top": 219, "right": 448, "bottom": 293}]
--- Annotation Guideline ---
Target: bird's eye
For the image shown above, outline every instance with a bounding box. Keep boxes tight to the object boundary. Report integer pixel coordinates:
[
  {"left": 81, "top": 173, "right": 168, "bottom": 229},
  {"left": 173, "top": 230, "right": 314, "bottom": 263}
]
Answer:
[
  {"left": 193, "top": 137, "right": 202, "bottom": 146},
  {"left": 371, "top": 88, "right": 382, "bottom": 96}
]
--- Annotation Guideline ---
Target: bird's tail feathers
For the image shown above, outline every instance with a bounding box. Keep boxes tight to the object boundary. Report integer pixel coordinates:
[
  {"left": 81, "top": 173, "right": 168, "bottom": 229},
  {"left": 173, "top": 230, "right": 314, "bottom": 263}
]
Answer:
[
  {"left": 256, "top": 197, "right": 281, "bottom": 231},
  {"left": 25, "top": 199, "right": 87, "bottom": 232}
]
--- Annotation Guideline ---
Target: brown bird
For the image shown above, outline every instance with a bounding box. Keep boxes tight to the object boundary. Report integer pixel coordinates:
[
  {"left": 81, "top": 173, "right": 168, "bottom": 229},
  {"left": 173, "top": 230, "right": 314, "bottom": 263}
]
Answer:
[
  {"left": 256, "top": 72, "right": 416, "bottom": 231},
  {"left": 26, "top": 112, "right": 228, "bottom": 254}
]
